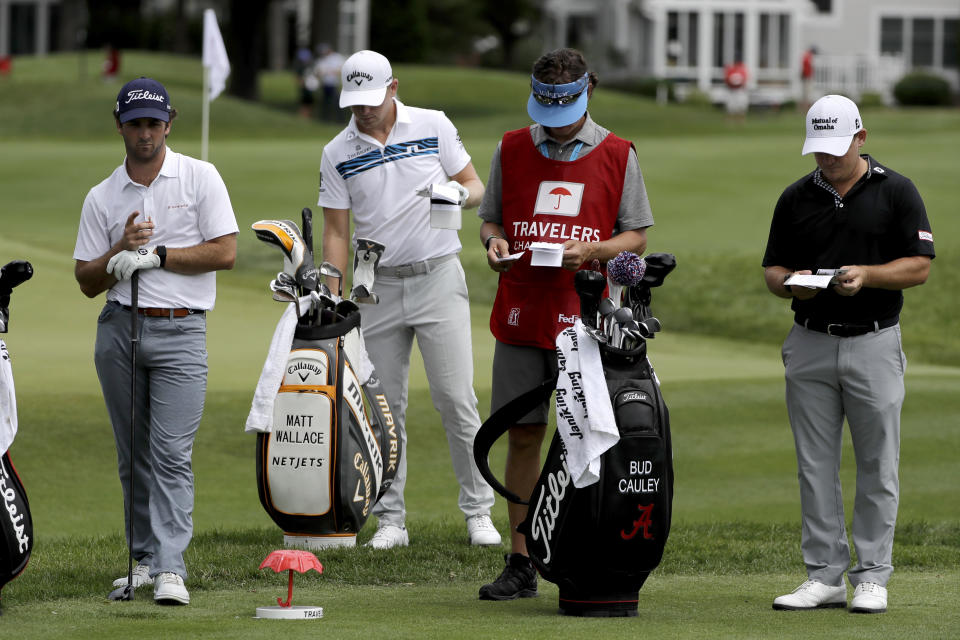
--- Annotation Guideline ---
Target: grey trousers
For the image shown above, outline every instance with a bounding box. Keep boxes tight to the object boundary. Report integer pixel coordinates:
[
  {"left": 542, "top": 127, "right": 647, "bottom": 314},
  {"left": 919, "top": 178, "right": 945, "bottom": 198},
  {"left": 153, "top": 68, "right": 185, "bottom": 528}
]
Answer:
[
  {"left": 361, "top": 256, "right": 494, "bottom": 527},
  {"left": 782, "top": 323, "right": 905, "bottom": 588},
  {"left": 94, "top": 302, "right": 207, "bottom": 579}
]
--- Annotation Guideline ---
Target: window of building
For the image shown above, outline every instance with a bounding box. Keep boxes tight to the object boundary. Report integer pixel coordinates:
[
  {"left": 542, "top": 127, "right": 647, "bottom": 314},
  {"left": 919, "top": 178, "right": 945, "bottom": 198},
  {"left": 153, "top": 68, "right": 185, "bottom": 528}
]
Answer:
[
  {"left": 912, "top": 18, "right": 935, "bottom": 67},
  {"left": 880, "top": 17, "right": 904, "bottom": 55},
  {"left": 943, "top": 19, "right": 958, "bottom": 69},
  {"left": 811, "top": 0, "right": 833, "bottom": 13},
  {"left": 10, "top": 4, "right": 37, "bottom": 55},
  {"left": 667, "top": 10, "right": 699, "bottom": 68},
  {"left": 713, "top": 11, "right": 745, "bottom": 68}
]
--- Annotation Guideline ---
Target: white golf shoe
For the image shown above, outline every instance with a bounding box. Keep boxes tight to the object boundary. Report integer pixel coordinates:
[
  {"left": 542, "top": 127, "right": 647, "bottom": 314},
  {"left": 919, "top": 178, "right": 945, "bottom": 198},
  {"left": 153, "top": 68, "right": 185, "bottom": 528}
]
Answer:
[
  {"left": 466, "top": 514, "right": 502, "bottom": 546},
  {"left": 112, "top": 563, "right": 152, "bottom": 588},
  {"left": 850, "top": 582, "right": 887, "bottom": 613},
  {"left": 366, "top": 524, "right": 409, "bottom": 550},
  {"left": 773, "top": 580, "right": 846, "bottom": 610},
  {"left": 153, "top": 572, "right": 190, "bottom": 605}
]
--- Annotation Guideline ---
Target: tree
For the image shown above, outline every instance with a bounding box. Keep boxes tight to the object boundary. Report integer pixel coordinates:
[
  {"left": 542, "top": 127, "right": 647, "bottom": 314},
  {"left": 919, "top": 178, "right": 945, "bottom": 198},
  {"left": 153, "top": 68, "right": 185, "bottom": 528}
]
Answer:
[
  {"left": 479, "top": 0, "right": 539, "bottom": 68},
  {"left": 225, "top": 0, "right": 268, "bottom": 101}
]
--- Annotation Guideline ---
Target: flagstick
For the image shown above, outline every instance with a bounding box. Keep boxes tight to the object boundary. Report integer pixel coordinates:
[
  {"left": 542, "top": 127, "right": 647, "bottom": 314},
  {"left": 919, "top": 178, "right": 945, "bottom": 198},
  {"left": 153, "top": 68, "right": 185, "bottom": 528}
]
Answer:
[{"left": 201, "top": 65, "right": 210, "bottom": 162}]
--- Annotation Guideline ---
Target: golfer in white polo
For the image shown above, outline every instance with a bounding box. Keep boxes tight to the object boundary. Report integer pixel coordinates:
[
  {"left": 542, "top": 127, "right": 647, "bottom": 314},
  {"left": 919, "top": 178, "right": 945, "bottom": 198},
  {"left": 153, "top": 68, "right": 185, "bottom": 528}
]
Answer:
[{"left": 317, "top": 50, "right": 500, "bottom": 549}]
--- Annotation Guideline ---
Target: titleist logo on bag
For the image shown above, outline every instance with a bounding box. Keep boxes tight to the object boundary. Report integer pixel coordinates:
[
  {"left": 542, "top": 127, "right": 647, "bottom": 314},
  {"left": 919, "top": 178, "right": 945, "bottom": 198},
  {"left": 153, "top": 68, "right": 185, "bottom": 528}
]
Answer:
[{"left": 529, "top": 452, "right": 571, "bottom": 564}]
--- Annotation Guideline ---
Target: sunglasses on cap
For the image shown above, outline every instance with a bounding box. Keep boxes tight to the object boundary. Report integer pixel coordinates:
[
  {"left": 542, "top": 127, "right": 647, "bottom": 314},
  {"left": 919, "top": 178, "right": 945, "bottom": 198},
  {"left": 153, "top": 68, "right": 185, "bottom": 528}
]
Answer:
[{"left": 530, "top": 73, "right": 589, "bottom": 106}]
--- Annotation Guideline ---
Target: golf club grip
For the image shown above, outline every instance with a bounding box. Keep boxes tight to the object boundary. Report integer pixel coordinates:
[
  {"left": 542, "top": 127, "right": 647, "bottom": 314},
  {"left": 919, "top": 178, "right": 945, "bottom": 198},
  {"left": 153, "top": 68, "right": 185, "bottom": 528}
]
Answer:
[{"left": 301, "top": 208, "right": 314, "bottom": 258}]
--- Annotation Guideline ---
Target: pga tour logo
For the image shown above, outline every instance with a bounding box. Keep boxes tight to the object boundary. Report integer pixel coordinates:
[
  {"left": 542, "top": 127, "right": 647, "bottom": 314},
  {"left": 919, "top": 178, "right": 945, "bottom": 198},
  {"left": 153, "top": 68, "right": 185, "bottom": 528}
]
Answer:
[
  {"left": 918, "top": 230, "right": 933, "bottom": 243},
  {"left": 534, "top": 181, "right": 584, "bottom": 217},
  {"left": 508, "top": 308, "right": 520, "bottom": 326}
]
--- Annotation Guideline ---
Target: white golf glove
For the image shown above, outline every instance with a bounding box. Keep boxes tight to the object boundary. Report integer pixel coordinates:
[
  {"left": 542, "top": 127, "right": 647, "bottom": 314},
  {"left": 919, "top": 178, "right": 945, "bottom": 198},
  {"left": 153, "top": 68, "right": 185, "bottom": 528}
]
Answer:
[
  {"left": 444, "top": 180, "right": 470, "bottom": 206},
  {"left": 107, "top": 248, "right": 160, "bottom": 281}
]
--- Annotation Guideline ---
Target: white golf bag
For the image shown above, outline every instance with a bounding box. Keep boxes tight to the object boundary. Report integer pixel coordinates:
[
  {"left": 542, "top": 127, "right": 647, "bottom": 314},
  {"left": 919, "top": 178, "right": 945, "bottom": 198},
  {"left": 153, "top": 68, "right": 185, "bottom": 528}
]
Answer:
[{"left": 248, "top": 212, "right": 397, "bottom": 549}]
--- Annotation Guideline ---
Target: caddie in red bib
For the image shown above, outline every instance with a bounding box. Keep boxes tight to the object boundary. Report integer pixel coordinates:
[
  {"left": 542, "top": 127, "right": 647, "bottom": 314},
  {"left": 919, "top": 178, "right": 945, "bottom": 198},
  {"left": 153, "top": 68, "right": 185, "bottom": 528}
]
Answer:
[
  {"left": 492, "top": 128, "right": 630, "bottom": 349},
  {"left": 476, "top": 47, "right": 655, "bottom": 601}
]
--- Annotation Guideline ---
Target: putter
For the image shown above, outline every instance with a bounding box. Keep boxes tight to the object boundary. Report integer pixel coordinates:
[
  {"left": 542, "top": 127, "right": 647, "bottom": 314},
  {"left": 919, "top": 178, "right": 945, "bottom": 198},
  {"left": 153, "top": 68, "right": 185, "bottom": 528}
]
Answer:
[{"left": 109, "top": 270, "right": 139, "bottom": 602}]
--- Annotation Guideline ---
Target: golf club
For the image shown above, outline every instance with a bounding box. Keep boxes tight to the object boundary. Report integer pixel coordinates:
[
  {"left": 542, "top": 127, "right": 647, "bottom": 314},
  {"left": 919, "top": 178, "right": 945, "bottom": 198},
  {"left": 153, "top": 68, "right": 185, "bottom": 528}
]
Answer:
[
  {"left": 597, "top": 297, "right": 617, "bottom": 342},
  {"left": 108, "top": 270, "right": 139, "bottom": 602},
  {"left": 573, "top": 270, "right": 606, "bottom": 330},
  {"left": 319, "top": 262, "right": 344, "bottom": 299}
]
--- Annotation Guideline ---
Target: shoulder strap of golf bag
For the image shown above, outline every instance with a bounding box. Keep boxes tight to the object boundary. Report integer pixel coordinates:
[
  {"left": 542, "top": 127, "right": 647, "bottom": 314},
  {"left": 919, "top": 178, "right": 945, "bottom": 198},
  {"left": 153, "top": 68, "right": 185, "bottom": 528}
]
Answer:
[
  {"left": 0, "top": 450, "right": 32, "bottom": 601},
  {"left": 473, "top": 375, "right": 558, "bottom": 505}
]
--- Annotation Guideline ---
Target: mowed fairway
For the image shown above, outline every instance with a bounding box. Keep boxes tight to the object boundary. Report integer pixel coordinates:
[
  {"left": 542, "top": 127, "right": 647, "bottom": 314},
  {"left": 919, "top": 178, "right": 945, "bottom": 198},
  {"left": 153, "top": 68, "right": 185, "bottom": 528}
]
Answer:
[{"left": 0, "top": 53, "right": 957, "bottom": 638}]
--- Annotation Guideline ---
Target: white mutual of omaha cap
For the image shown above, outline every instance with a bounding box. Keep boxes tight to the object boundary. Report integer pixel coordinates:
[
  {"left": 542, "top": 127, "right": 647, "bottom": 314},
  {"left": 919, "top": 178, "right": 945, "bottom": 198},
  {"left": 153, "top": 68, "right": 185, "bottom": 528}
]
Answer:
[
  {"left": 801, "top": 94, "right": 864, "bottom": 157},
  {"left": 340, "top": 50, "right": 393, "bottom": 108}
]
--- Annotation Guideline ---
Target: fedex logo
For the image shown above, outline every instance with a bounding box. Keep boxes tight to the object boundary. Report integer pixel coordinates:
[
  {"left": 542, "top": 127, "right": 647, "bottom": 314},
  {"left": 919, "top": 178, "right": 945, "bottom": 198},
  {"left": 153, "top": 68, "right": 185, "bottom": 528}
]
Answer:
[{"left": 534, "top": 181, "right": 584, "bottom": 217}]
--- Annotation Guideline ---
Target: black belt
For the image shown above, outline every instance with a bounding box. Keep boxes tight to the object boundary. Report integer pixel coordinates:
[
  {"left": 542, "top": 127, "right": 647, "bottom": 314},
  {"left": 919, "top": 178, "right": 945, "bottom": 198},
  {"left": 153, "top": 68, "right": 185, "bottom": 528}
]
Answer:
[{"left": 796, "top": 316, "right": 898, "bottom": 337}]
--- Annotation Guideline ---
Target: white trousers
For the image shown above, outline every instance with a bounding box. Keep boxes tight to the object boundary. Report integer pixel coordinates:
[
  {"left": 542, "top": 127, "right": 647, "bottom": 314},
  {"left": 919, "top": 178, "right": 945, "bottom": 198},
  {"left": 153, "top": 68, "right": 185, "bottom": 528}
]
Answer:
[{"left": 361, "top": 256, "right": 494, "bottom": 526}]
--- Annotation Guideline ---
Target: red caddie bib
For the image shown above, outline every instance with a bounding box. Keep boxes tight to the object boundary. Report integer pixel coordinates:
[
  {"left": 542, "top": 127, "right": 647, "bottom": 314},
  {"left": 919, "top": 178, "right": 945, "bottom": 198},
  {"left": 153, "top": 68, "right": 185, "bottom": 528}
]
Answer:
[{"left": 490, "top": 127, "right": 631, "bottom": 349}]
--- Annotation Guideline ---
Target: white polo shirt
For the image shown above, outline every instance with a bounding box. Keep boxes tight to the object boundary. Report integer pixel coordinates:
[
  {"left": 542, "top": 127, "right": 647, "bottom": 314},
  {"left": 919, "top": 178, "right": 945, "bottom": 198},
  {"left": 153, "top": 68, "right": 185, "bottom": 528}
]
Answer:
[
  {"left": 317, "top": 99, "right": 471, "bottom": 267},
  {"left": 74, "top": 147, "right": 239, "bottom": 310}
]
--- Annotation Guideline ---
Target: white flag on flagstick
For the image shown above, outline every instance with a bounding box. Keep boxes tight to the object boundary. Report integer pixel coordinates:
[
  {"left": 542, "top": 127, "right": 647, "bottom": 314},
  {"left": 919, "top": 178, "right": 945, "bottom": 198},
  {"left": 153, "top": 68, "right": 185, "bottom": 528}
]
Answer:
[{"left": 202, "top": 8, "right": 230, "bottom": 100}]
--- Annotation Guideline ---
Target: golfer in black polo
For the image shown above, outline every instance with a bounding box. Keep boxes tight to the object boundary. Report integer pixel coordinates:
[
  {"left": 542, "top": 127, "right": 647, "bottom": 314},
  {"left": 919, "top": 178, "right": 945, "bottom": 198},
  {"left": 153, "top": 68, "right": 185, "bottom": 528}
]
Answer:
[{"left": 762, "top": 95, "right": 934, "bottom": 614}]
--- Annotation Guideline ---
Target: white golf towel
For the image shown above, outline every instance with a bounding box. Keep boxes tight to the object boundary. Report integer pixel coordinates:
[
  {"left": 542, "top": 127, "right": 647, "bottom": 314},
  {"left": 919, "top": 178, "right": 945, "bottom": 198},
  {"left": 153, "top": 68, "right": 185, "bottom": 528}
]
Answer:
[
  {"left": 554, "top": 320, "right": 620, "bottom": 488},
  {"left": 0, "top": 339, "right": 17, "bottom": 455},
  {"left": 245, "top": 298, "right": 375, "bottom": 433},
  {"left": 245, "top": 300, "right": 307, "bottom": 433}
]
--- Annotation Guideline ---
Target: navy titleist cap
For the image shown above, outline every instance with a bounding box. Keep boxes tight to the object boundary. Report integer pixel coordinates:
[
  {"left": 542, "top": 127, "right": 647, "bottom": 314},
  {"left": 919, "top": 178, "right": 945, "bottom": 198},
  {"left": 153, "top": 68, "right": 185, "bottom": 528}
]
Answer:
[{"left": 116, "top": 77, "right": 172, "bottom": 123}]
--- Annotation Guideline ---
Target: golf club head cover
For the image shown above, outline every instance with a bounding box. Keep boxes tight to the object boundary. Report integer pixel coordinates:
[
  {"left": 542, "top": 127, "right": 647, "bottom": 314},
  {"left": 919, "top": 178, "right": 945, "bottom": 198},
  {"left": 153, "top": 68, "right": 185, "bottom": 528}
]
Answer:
[
  {"left": 574, "top": 270, "right": 606, "bottom": 329},
  {"left": 351, "top": 238, "right": 385, "bottom": 304},
  {"left": 252, "top": 220, "right": 319, "bottom": 295},
  {"left": 0, "top": 451, "right": 33, "bottom": 605},
  {"left": 0, "top": 261, "right": 33, "bottom": 334},
  {"left": 255, "top": 307, "right": 401, "bottom": 547}
]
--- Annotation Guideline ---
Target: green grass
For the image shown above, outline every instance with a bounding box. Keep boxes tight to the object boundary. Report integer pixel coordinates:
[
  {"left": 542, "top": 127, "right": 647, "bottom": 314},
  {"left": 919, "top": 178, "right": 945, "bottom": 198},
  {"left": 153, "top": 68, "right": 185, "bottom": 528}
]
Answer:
[{"left": 0, "top": 52, "right": 957, "bottom": 637}]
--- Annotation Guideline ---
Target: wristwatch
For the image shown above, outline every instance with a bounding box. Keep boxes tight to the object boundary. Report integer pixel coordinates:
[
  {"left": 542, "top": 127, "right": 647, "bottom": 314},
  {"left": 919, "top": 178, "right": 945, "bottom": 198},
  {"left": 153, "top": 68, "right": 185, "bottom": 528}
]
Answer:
[
  {"left": 484, "top": 235, "right": 502, "bottom": 250},
  {"left": 156, "top": 245, "right": 167, "bottom": 268}
]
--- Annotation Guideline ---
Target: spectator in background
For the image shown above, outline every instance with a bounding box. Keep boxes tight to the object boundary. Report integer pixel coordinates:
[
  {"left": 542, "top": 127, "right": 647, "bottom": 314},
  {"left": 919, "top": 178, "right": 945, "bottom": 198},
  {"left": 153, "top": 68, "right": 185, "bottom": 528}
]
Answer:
[
  {"left": 294, "top": 46, "right": 316, "bottom": 119},
  {"left": 314, "top": 44, "right": 345, "bottom": 122},
  {"left": 724, "top": 61, "right": 749, "bottom": 121},
  {"left": 801, "top": 47, "right": 817, "bottom": 110},
  {"left": 102, "top": 45, "right": 120, "bottom": 82}
]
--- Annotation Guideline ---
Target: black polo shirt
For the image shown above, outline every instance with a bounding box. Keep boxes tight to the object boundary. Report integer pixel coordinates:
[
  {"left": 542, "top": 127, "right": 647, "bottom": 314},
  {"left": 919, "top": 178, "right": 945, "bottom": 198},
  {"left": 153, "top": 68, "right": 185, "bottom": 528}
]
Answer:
[{"left": 762, "top": 155, "right": 935, "bottom": 324}]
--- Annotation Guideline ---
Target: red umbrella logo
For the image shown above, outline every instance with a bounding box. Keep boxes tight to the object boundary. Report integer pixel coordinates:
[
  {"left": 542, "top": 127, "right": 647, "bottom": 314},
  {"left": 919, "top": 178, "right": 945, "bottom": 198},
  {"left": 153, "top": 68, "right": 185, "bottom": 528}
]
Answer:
[
  {"left": 549, "top": 186, "right": 572, "bottom": 209},
  {"left": 259, "top": 549, "right": 324, "bottom": 607}
]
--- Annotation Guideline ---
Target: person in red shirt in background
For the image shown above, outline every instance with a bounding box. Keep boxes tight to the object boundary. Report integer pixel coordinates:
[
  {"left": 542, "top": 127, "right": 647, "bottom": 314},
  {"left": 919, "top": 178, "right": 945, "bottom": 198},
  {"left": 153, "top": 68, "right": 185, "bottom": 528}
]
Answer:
[
  {"left": 801, "top": 47, "right": 817, "bottom": 110},
  {"left": 476, "top": 47, "right": 654, "bottom": 601},
  {"left": 724, "top": 60, "right": 749, "bottom": 120}
]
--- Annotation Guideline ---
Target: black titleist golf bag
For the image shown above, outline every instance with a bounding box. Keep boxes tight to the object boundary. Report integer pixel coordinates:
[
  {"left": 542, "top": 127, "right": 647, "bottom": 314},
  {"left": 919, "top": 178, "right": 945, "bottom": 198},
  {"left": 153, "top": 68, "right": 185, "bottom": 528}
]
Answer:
[
  {"left": 0, "top": 260, "right": 34, "bottom": 613},
  {"left": 474, "top": 254, "right": 676, "bottom": 617},
  {"left": 250, "top": 212, "right": 399, "bottom": 548}
]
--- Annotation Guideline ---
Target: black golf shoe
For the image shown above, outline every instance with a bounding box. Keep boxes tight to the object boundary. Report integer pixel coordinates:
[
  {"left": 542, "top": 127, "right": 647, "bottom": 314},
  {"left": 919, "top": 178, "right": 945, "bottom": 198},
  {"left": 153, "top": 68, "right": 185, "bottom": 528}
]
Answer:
[{"left": 479, "top": 553, "right": 538, "bottom": 600}]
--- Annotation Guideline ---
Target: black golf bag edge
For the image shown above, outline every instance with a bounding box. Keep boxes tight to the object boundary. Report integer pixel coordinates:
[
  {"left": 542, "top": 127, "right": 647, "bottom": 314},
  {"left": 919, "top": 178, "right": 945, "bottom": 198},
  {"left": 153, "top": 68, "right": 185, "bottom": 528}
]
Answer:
[
  {"left": 0, "top": 450, "right": 33, "bottom": 613},
  {"left": 256, "top": 306, "right": 401, "bottom": 549},
  {"left": 0, "top": 259, "right": 35, "bottom": 613},
  {"left": 474, "top": 341, "right": 673, "bottom": 618}
]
